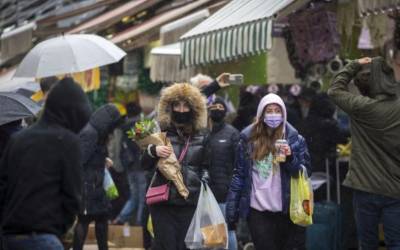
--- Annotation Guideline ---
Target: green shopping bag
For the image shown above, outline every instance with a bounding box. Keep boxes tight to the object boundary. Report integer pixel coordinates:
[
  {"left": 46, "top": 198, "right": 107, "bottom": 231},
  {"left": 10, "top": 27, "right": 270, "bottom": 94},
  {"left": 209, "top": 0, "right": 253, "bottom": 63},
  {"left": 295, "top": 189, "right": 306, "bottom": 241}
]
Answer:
[{"left": 103, "top": 168, "right": 119, "bottom": 200}]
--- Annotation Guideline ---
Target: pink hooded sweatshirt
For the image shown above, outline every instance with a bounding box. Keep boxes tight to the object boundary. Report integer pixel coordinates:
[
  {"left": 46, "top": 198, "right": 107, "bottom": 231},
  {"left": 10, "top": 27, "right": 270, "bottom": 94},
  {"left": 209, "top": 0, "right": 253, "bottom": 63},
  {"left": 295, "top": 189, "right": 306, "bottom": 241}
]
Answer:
[{"left": 250, "top": 93, "right": 287, "bottom": 212}]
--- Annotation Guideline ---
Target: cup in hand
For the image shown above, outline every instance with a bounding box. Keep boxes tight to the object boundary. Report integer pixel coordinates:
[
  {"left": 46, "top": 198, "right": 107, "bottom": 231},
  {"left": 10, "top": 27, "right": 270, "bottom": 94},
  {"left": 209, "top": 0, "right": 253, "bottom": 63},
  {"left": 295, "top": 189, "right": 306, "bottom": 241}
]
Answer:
[{"left": 275, "top": 139, "right": 289, "bottom": 163}]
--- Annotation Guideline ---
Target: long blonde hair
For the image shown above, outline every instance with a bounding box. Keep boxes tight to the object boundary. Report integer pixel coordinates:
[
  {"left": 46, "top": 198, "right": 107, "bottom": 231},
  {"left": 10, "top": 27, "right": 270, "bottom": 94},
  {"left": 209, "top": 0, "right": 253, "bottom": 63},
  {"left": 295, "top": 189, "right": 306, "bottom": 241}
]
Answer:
[{"left": 250, "top": 119, "right": 284, "bottom": 161}]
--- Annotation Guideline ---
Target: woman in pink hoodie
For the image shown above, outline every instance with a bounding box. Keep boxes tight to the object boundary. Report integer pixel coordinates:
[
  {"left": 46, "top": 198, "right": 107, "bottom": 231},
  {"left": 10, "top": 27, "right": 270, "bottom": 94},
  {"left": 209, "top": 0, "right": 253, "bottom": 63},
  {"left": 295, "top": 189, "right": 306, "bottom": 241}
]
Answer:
[{"left": 226, "top": 93, "right": 311, "bottom": 250}]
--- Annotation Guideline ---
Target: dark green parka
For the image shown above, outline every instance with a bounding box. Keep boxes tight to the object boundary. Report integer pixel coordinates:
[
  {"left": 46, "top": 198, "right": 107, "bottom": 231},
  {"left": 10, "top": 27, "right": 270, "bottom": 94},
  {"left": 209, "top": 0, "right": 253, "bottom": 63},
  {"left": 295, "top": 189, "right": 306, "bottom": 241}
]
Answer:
[{"left": 328, "top": 58, "right": 400, "bottom": 198}]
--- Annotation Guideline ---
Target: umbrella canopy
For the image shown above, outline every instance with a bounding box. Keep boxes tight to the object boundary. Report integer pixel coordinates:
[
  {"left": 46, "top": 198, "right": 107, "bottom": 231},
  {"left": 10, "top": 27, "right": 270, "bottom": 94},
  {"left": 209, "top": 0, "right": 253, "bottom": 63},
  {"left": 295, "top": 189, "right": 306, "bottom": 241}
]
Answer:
[
  {"left": 14, "top": 34, "right": 126, "bottom": 78},
  {"left": 0, "top": 92, "right": 41, "bottom": 126}
]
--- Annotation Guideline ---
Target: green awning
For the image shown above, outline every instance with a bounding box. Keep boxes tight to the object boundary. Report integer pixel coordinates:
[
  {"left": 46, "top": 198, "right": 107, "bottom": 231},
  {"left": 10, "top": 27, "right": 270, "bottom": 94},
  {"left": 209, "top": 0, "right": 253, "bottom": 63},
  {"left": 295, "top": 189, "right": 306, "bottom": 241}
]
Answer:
[{"left": 180, "top": 0, "right": 307, "bottom": 67}]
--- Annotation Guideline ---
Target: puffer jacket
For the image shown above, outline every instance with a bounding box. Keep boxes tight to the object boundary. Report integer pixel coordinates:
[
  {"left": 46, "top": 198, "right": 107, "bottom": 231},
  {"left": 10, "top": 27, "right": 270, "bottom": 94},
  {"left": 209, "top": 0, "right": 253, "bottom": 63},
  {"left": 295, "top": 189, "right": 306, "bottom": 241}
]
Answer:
[
  {"left": 142, "top": 127, "right": 210, "bottom": 206},
  {"left": 142, "top": 83, "right": 210, "bottom": 206},
  {"left": 226, "top": 123, "right": 311, "bottom": 224},
  {"left": 79, "top": 104, "right": 121, "bottom": 215},
  {"left": 208, "top": 122, "right": 240, "bottom": 202}
]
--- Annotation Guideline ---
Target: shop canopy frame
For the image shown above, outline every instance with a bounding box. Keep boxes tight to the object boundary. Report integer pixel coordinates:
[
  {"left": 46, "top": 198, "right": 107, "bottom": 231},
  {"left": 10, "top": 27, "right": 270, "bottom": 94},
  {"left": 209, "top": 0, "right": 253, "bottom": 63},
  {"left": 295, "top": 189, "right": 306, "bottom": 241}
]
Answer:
[
  {"left": 180, "top": 0, "right": 309, "bottom": 67},
  {"left": 358, "top": 0, "right": 400, "bottom": 17}
]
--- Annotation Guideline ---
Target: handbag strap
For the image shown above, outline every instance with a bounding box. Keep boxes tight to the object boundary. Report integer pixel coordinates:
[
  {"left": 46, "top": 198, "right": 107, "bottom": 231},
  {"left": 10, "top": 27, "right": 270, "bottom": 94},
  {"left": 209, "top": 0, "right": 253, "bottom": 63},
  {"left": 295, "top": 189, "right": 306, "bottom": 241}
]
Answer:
[
  {"left": 148, "top": 137, "right": 190, "bottom": 188},
  {"left": 178, "top": 137, "right": 190, "bottom": 163}
]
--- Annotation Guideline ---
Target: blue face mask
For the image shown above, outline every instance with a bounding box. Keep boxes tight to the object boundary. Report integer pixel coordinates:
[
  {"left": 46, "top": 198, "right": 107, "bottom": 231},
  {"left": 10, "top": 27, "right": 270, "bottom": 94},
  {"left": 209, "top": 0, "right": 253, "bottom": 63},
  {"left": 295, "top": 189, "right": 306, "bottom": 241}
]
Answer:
[{"left": 264, "top": 114, "right": 283, "bottom": 128}]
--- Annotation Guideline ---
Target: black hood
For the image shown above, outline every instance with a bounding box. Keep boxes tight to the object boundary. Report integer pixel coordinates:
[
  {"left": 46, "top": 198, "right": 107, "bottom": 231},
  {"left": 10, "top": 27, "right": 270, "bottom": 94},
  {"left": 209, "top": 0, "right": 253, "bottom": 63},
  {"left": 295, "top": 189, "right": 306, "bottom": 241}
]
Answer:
[
  {"left": 309, "top": 93, "right": 336, "bottom": 119},
  {"left": 43, "top": 77, "right": 92, "bottom": 133},
  {"left": 212, "top": 96, "right": 228, "bottom": 111},
  {"left": 89, "top": 104, "right": 121, "bottom": 139}
]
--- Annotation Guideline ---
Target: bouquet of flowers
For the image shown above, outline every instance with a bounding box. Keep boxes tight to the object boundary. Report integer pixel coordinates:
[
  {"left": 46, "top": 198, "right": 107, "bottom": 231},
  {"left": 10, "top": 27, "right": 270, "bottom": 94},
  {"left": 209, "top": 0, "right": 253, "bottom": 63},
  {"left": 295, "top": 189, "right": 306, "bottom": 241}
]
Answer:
[
  {"left": 127, "top": 118, "right": 160, "bottom": 149},
  {"left": 128, "top": 119, "right": 189, "bottom": 199}
]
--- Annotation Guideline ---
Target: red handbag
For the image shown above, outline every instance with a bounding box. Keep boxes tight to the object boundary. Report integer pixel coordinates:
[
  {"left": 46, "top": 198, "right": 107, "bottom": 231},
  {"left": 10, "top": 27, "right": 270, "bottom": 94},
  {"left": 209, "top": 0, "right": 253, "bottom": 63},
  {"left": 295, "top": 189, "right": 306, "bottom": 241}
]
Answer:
[
  {"left": 145, "top": 182, "right": 170, "bottom": 205},
  {"left": 145, "top": 138, "right": 190, "bottom": 205}
]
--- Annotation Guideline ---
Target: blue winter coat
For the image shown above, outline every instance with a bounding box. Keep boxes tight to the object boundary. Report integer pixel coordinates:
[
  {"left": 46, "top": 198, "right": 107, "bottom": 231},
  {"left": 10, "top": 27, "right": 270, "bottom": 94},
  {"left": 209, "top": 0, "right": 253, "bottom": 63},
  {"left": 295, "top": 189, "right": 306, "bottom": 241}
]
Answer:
[{"left": 226, "top": 123, "right": 311, "bottom": 224}]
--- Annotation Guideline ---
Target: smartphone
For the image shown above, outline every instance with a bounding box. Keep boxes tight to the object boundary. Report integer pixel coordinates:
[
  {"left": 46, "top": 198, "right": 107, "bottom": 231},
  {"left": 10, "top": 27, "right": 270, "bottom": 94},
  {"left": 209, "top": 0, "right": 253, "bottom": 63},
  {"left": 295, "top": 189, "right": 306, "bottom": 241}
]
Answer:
[{"left": 228, "top": 74, "right": 244, "bottom": 85}]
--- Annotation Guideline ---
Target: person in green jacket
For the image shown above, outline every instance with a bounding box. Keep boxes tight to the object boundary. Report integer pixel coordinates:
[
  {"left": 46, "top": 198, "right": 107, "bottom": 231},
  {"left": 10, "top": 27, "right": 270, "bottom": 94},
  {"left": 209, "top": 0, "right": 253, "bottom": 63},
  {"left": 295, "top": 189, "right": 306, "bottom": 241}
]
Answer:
[{"left": 328, "top": 56, "right": 400, "bottom": 249}]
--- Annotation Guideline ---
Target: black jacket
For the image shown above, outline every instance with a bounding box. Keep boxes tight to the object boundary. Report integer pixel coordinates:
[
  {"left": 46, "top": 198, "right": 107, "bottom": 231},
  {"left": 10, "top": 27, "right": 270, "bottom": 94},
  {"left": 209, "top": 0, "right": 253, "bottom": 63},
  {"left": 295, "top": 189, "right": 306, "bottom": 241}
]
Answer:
[
  {"left": 301, "top": 93, "right": 347, "bottom": 172},
  {"left": 0, "top": 78, "right": 91, "bottom": 237},
  {"left": 142, "top": 127, "right": 210, "bottom": 206},
  {"left": 208, "top": 122, "right": 239, "bottom": 202},
  {"left": 79, "top": 104, "right": 121, "bottom": 215},
  {"left": 120, "top": 117, "right": 142, "bottom": 171}
]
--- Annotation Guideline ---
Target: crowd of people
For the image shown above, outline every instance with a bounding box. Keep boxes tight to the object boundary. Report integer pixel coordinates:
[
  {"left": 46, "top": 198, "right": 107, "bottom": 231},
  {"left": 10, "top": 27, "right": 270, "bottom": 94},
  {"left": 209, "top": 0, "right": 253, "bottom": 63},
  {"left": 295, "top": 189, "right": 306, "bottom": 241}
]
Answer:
[{"left": 0, "top": 56, "right": 399, "bottom": 250}]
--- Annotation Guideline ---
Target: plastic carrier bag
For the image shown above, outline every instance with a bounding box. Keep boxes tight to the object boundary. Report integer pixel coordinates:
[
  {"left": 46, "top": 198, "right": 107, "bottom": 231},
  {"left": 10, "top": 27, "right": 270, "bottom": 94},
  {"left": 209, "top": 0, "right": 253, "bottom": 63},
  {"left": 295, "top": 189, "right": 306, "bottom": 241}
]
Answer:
[
  {"left": 290, "top": 166, "right": 313, "bottom": 226},
  {"left": 103, "top": 168, "right": 119, "bottom": 200},
  {"left": 185, "top": 183, "right": 228, "bottom": 249}
]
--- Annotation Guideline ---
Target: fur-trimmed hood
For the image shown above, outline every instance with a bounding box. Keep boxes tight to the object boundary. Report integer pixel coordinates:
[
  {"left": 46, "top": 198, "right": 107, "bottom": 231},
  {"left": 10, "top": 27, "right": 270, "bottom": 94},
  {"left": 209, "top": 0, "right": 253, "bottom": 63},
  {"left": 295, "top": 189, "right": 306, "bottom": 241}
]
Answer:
[{"left": 157, "top": 83, "right": 207, "bottom": 131}]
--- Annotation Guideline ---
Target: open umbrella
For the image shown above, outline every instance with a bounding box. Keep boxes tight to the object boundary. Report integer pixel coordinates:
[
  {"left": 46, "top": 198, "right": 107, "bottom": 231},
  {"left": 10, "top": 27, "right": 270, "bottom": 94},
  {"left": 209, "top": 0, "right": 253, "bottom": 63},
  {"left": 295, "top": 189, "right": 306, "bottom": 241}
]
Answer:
[
  {"left": 14, "top": 34, "right": 126, "bottom": 78},
  {"left": 0, "top": 92, "right": 41, "bottom": 126}
]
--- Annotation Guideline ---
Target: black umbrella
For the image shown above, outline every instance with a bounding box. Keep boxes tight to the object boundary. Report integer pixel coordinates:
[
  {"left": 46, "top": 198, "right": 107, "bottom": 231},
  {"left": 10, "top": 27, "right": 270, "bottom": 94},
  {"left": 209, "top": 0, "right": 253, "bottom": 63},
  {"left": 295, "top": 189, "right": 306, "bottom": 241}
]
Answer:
[
  {"left": 0, "top": 92, "right": 41, "bottom": 126},
  {"left": 16, "top": 88, "right": 35, "bottom": 98}
]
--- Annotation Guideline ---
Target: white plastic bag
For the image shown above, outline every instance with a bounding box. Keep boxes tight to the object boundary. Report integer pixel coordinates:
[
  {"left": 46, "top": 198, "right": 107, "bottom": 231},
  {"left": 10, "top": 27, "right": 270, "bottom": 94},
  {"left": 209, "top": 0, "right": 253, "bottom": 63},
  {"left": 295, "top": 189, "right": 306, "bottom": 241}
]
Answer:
[
  {"left": 103, "top": 168, "right": 119, "bottom": 200},
  {"left": 185, "top": 183, "right": 228, "bottom": 249}
]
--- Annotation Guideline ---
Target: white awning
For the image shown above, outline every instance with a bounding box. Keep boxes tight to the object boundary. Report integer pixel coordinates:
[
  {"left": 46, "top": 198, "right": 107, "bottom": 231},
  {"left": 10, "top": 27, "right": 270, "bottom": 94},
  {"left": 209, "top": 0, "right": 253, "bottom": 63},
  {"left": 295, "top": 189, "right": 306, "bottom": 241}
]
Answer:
[
  {"left": 358, "top": 0, "right": 400, "bottom": 17},
  {"left": 151, "top": 43, "right": 181, "bottom": 56},
  {"left": 180, "top": 0, "right": 309, "bottom": 67},
  {"left": 149, "top": 8, "right": 213, "bottom": 83},
  {"left": 0, "top": 22, "right": 36, "bottom": 60}
]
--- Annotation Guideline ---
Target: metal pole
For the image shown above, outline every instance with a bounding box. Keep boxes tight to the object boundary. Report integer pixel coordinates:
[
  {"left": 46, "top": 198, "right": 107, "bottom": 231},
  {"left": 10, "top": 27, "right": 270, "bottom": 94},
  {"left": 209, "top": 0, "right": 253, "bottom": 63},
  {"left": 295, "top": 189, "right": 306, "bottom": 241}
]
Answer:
[
  {"left": 336, "top": 158, "right": 341, "bottom": 204},
  {"left": 325, "top": 158, "right": 331, "bottom": 202}
]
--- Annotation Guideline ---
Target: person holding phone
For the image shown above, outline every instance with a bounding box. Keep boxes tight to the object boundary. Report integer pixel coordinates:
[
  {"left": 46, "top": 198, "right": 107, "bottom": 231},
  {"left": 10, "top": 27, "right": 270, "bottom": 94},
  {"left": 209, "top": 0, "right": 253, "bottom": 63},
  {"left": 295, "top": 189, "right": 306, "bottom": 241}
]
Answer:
[
  {"left": 226, "top": 93, "right": 311, "bottom": 250},
  {"left": 328, "top": 57, "right": 400, "bottom": 248}
]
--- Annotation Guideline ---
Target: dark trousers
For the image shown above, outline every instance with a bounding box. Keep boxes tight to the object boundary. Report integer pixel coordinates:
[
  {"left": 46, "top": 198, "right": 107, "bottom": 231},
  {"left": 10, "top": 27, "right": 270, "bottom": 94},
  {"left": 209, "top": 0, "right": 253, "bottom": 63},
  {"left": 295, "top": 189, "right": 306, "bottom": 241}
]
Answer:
[
  {"left": 73, "top": 214, "right": 108, "bottom": 250},
  {"left": 353, "top": 190, "right": 400, "bottom": 250},
  {"left": 248, "top": 208, "right": 306, "bottom": 250},
  {"left": 149, "top": 205, "right": 196, "bottom": 250}
]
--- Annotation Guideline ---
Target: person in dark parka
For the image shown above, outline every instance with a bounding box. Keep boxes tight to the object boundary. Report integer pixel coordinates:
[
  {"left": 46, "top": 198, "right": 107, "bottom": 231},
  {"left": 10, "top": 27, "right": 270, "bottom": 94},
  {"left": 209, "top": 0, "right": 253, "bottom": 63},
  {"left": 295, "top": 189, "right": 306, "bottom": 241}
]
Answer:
[
  {"left": 0, "top": 77, "right": 92, "bottom": 250},
  {"left": 207, "top": 97, "right": 239, "bottom": 250},
  {"left": 73, "top": 104, "right": 121, "bottom": 250},
  {"left": 301, "top": 93, "right": 347, "bottom": 172},
  {"left": 142, "top": 83, "right": 210, "bottom": 250},
  {"left": 0, "top": 120, "right": 22, "bottom": 160}
]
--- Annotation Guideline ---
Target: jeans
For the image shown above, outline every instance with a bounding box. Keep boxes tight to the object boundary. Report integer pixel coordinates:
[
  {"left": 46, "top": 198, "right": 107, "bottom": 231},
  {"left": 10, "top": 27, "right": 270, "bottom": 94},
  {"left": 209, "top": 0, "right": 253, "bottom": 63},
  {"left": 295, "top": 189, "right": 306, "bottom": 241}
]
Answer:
[
  {"left": 4, "top": 234, "right": 63, "bottom": 250},
  {"left": 116, "top": 169, "right": 147, "bottom": 225},
  {"left": 219, "top": 203, "right": 238, "bottom": 250},
  {"left": 353, "top": 189, "right": 400, "bottom": 250}
]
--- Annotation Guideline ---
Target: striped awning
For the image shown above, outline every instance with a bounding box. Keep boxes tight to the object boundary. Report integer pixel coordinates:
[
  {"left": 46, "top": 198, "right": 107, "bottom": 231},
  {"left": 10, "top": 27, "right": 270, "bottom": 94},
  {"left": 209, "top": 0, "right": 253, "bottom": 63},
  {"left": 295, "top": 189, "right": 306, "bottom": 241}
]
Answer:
[{"left": 180, "top": 0, "right": 304, "bottom": 67}]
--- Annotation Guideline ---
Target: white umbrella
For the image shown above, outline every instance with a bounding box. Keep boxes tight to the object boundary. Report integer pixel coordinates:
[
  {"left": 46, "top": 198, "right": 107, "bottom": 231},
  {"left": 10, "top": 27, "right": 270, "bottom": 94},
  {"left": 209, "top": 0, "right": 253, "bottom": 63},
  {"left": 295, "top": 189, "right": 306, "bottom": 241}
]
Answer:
[{"left": 14, "top": 34, "right": 126, "bottom": 78}]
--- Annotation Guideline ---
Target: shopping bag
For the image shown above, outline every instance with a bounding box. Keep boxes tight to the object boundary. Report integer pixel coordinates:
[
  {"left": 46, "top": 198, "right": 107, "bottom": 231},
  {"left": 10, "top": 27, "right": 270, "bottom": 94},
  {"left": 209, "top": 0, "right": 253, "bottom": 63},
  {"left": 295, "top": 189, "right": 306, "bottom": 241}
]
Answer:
[
  {"left": 185, "top": 183, "right": 228, "bottom": 249},
  {"left": 147, "top": 215, "right": 154, "bottom": 238},
  {"left": 103, "top": 168, "right": 119, "bottom": 200},
  {"left": 290, "top": 167, "right": 313, "bottom": 226}
]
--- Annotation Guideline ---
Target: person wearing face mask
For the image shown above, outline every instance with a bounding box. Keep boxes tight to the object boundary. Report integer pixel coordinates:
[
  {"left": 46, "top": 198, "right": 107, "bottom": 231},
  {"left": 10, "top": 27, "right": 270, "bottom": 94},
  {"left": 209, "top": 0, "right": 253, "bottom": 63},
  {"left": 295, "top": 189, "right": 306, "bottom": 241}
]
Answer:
[
  {"left": 141, "top": 83, "right": 210, "bottom": 250},
  {"left": 226, "top": 93, "right": 311, "bottom": 250},
  {"left": 328, "top": 57, "right": 400, "bottom": 249},
  {"left": 207, "top": 97, "right": 239, "bottom": 250}
]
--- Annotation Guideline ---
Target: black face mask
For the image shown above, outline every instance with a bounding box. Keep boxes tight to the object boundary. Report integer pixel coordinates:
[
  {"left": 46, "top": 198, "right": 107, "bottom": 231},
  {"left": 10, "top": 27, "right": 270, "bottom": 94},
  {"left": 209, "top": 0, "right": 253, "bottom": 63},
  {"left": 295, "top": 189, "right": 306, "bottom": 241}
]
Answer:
[
  {"left": 210, "top": 110, "right": 226, "bottom": 122},
  {"left": 172, "top": 111, "right": 193, "bottom": 124}
]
